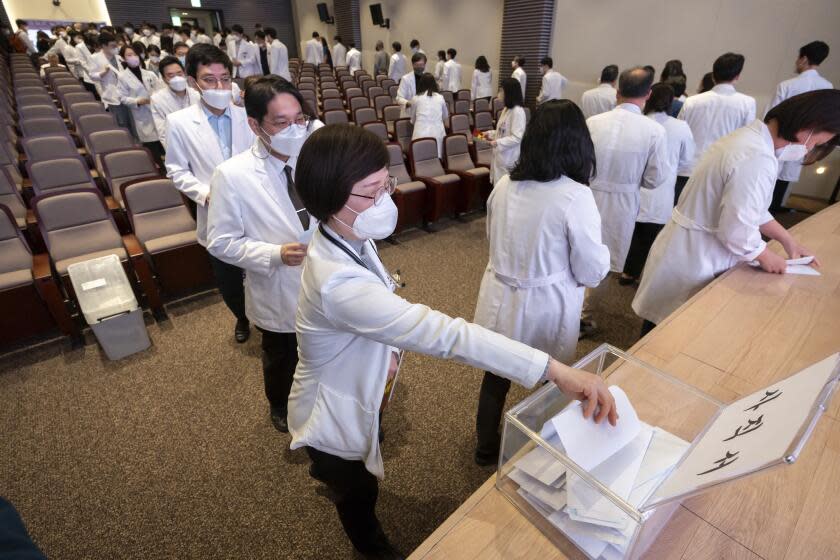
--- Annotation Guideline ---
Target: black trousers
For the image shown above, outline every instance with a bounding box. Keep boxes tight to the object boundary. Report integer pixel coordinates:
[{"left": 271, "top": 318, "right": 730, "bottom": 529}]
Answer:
[
  {"left": 208, "top": 254, "right": 246, "bottom": 322},
  {"left": 770, "top": 179, "right": 790, "bottom": 213},
  {"left": 143, "top": 140, "right": 166, "bottom": 172},
  {"left": 475, "top": 371, "right": 512, "bottom": 458},
  {"left": 674, "top": 175, "right": 690, "bottom": 206},
  {"left": 81, "top": 80, "right": 100, "bottom": 100},
  {"left": 640, "top": 319, "right": 656, "bottom": 338},
  {"left": 623, "top": 222, "right": 665, "bottom": 279},
  {"left": 305, "top": 446, "right": 391, "bottom": 555},
  {"left": 257, "top": 328, "right": 298, "bottom": 410}
]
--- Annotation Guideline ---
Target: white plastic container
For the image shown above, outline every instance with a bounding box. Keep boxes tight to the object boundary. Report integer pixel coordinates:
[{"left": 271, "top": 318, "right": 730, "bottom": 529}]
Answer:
[{"left": 67, "top": 254, "right": 151, "bottom": 360}]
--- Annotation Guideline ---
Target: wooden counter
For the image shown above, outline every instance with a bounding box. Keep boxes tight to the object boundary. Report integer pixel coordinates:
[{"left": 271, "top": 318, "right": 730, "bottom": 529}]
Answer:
[{"left": 409, "top": 203, "right": 840, "bottom": 560}]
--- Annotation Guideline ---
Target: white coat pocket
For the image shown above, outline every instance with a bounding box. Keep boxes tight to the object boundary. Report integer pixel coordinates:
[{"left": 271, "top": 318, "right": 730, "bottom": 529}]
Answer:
[{"left": 307, "top": 383, "right": 376, "bottom": 456}]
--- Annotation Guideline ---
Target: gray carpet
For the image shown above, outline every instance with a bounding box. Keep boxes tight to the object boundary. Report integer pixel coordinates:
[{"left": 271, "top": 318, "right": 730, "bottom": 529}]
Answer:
[{"left": 0, "top": 214, "right": 679, "bottom": 559}]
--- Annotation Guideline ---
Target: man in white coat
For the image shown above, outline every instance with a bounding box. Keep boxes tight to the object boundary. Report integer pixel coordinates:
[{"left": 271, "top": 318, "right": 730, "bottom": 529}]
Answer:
[
  {"left": 345, "top": 43, "right": 362, "bottom": 74},
  {"left": 442, "top": 48, "right": 462, "bottom": 92},
  {"left": 678, "top": 52, "right": 756, "bottom": 175},
  {"left": 633, "top": 90, "right": 836, "bottom": 335},
  {"left": 165, "top": 44, "right": 256, "bottom": 342},
  {"left": 511, "top": 55, "right": 527, "bottom": 99},
  {"left": 581, "top": 64, "right": 618, "bottom": 119},
  {"left": 208, "top": 76, "right": 323, "bottom": 433},
  {"left": 228, "top": 26, "right": 260, "bottom": 78},
  {"left": 45, "top": 26, "right": 82, "bottom": 79},
  {"left": 765, "top": 41, "right": 833, "bottom": 213},
  {"left": 264, "top": 27, "right": 291, "bottom": 81},
  {"left": 536, "top": 56, "right": 567, "bottom": 104},
  {"left": 395, "top": 52, "right": 427, "bottom": 117},
  {"left": 90, "top": 33, "right": 133, "bottom": 135},
  {"left": 587, "top": 66, "right": 670, "bottom": 273},
  {"left": 304, "top": 32, "right": 323, "bottom": 65},
  {"left": 332, "top": 36, "right": 347, "bottom": 68},
  {"left": 388, "top": 41, "right": 408, "bottom": 82},
  {"left": 151, "top": 56, "right": 200, "bottom": 149}
]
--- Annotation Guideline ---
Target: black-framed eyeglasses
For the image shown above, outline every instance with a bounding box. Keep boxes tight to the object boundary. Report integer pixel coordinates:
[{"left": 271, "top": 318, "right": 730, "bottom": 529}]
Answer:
[{"left": 349, "top": 176, "right": 398, "bottom": 205}]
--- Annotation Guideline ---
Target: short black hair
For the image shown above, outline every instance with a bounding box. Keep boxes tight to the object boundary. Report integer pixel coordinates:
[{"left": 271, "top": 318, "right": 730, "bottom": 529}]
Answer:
[
  {"left": 411, "top": 52, "right": 427, "bottom": 65},
  {"left": 540, "top": 57, "right": 553, "bottom": 68},
  {"left": 16, "top": 19, "right": 27, "bottom": 27},
  {"left": 500, "top": 77, "right": 523, "bottom": 109},
  {"left": 334, "top": 35, "right": 343, "bottom": 43},
  {"left": 185, "top": 44, "right": 232, "bottom": 79},
  {"left": 147, "top": 45, "right": 161, "bottom": 55},
  {"left": 417, "top": 73, "right": 438, "bottom": 96},
  {"left": 231, "top": 25, "right": 244, "bottom": 34},
  {"left": 643, "top": 65, "right": 655, "bottom": 78},
  {"left": 410, "top": 39, "right": 419, "bottom": 48},
  {"left": 255, "top": 30, "right": 266, "bottom": 40},
  {"left": 475, "top": 56, "right": 490, "bottom": 73},
  {"left": 131, "top": 40, "right": 146, "bottom": 54},
  {"left": 119, "top": 44, "right": 139, "bottom": 60},
  {"left": 765, "top": 90, "right": 840, "bottom": 165},
  {"left": 618, "top": 66, "right": 654, "bottom": 98},
  {"left": 699, "top": 72, "right": 715, "bottom": 93},
  {"left": 173, "top": 42, "right": 189, "bottom": 53},
  {"left": 644, "top": 83, "right": 675, "bottom": 115},
  {"left": 712, "top": 53, "right": 745, "bottom": 83},
  {"left": 244, "top": 75, "right": 313, "bottom": 123},
  {"left": 447, "top": 48, "right": 457, "bottom": 58},
  {"left": 799, "top": 41, "right": 829, "bottom": 66},
  {"left": 159, "top": 55, "right": 183, "bottom": 75},
  {"left": 600, "top": 64, "right": 618, "bottom": 83},
  {"left": 312, "top": 31, "right": 319, "bottom": 38},
  {"left": 295, "top": 125, "right": 390, "bottom": 222},
  {"left": 264, "top": 27, "right": 277, "bottom": 39},
  {"left": 513, "top": 55, "right": 526, "bottom": 66},
  {"left": 664, "top": 75, "right": 687, "bottom": 98},
  {"left": 510, "top": 100, "right": 595, "bottom": 185},
  {"left": 98, "top": 32, "right": 116, "bottom": 46},
  {"left": 392, "top": 41, "right": 401, "bottom": 51},
  {"left": 660, "top": 59, "right": 684, "bottom": 82},
  {"left": 437, "top": 50, "right": 446, "bottom": 60}
]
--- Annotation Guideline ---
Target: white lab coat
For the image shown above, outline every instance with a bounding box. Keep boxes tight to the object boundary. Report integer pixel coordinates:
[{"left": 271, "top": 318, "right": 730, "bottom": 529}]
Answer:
[
  {"left": 75, "top": 41, "right": 97, "bottom": 85},
  {"left": 196, "top": 33, "right": 212, "bottom": 45},
  {"left": 150, "top": 86, "right": 200, "bottom": 149},
  {"left": 638, "top": 112, "right": 695, "bottom": 224},
  {"left": 633, "top": 120, "right": 777, "bottom": 324},
  {"left": 434, "top": 60, "right": 446, "bottom": 88},
  {"left": 765, "top": 68, "right": 833, "bottom": 181},
  {"left": 471, "top": 69, "right": 493, "bottom": 100},
  {"left": 396, "top": 71, "right": 419, "bottom": 117},
  {"left": 46, "top": 37, "right": 82, "bottom": 78},
  {"left": 474, "top": 176, "right": 610, "bottom": 361},
  {"left": 587, "top": 104, "right": 670, "bottom": 271},
  {"left": 346, "top": 48, "right": 361, "bottom": 74},
  {"left": 678, "top": 83, "right": 756, "bottom": 174},
  {"left": 267, "top": 39, "right": 291, "bottom": 80},
  {"left": 537, "top": 70, "right": 567, "bottom": 104},
  {"left": 304, "top": 38, "right": 323, "bottom": 65},
  {"left": 140, "top": 34, "right": 161, "bottom": 48},
  {"left": 491, "top": 106, "right": 527, "bottom": 184},
  {"left": 233, "top": 41, "right": 261, "bottom": 78},
  {"left": 117, "top": 67, "right": 162, "bottom": 142},
  {"left": 410, "top": 92, "right": 448, "bottom": 158},
  {"left": 389, "top": 52, "right": 408, "bottom": 82},
  {"left": 332, "top": 43, "right": 347, "bottom": 67},
  {"left": 288, "top": 224, "right": 549, "bottom": 478},
  {"left": 580, "top": 83, "right": 617, "bottom": 119},
  {"left": 89, "top": 51, "right": 123, "bottom": 106},
  {"left": 512, "top": 67, "right": 527, "bottom": 98},
  {"left": 165, "top": 103, "right": 256, "bottom": 246},
  {"left": 442, "top": 59, "right": 462, "bottom": 92},
  {"left": 206, "top": 132, "right": 323, "bottom": 332},
  {"left": 213, "top": 33, "right": 223, "bottom": 47}
]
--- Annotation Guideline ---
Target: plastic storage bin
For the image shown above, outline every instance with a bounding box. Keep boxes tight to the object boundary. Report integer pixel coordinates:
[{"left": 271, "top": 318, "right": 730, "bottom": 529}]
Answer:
[
  {"left": 67, "top": 254, "right": 151, "bottom": 360},
  {"left": 497, "top": 344, "right": 839, "bottom": 560}
]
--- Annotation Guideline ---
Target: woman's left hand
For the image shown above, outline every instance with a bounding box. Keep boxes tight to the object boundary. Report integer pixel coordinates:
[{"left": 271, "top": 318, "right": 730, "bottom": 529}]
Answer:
[
  {"left": 784, "top": 240, "right": 821, "bottom": 267},
  {"left": 546, "top": 359, "right": 618, "bottom": 426}
]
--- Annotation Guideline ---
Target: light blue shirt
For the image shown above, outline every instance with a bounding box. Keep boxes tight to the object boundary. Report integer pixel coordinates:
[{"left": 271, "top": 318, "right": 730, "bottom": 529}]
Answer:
[{"left": 203, "top": 104, "right": 232, "bottom": 160}]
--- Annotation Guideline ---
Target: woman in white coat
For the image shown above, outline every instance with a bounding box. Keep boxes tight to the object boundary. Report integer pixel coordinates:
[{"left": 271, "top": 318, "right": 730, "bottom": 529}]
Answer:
[
  {"left": 471, "top": 55, "right": 493, "bottom": 101},
  {"left": 410, "top": 73, "right": 448, "bottom": 158},
  {"left": 207, "top": 77, "right": 323, "bottom": 432},
  {"left": 490, "top": 78, "right": 527, "bottom": 184},
  {"left": 117, "top": 44, "right": 165, "bottom": 168},
  {"left": 633, "top": 90, "right": 839, "bottom": 335},
  {"left": 290, "top": 124, "right": 617, "bottom": 560},
  {"left": 473, "top": 100, "right": 611, "bottom": 466},
  {"left": 620, "top": 83, "right": 695, "bottom": 284}
]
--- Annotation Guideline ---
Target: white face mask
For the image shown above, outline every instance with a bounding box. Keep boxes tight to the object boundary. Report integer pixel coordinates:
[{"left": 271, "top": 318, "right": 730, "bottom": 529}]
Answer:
[
  {"left": 775, "top": 130, "right": 813, "bottom": 162},
  {"left": 142, "top": 29, "right": 151, "bottom": 36},
  {"left": 168, "top": 75, "right": 187, "bottom": 92},
  {"left": 149, "top": 55, "right": 160, "bottom": 63},
  {"left": 340, "top": 196, "right": 398, "bottom": 240},
  {"left": 125, "top": 55, "right": 140, "bottom": 68},
  {"left": 198, "top": 84, "right": 232, "bottom": 110},
  {"left": 261, "top": 123, "right": 308, "bottom": 157},
  {"left": 177, "top": 55, "right": 186, "bottom": 66},
  {"left": 125, "top": 28, "right": 133, "bottom": 36}
]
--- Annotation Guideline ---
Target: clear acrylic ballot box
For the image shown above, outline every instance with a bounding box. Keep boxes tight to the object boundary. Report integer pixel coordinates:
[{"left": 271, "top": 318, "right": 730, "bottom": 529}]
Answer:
[
  {"left": 67, "top": 254, "right": 151, "bottom": 360},
  {"left": 496, "top": 344, "right": 840, "bottom": 560}
]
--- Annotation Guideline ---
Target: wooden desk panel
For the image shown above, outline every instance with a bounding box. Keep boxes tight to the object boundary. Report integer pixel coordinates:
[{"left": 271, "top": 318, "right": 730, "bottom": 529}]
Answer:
[{"left": 410, "top": 203, "right": 840, "bottom": 560}]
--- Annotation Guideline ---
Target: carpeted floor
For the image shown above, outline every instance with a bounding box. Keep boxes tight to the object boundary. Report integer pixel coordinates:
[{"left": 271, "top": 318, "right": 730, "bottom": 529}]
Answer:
[{"left": 0, "top": 208, "right": 791, "bottom": 560}]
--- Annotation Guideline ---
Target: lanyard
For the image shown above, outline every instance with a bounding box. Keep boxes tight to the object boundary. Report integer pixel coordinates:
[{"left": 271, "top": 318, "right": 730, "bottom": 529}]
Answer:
[{"left": 319, "top": 223, "right": 389, "bottom": 286}]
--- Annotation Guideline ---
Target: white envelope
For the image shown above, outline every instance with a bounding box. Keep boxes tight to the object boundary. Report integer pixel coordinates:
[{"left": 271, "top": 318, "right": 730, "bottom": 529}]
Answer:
[
  {"left": 632, "top": 427, "right": 690, "bottom": 489},
  {"left": 748, "top": 255, "right": 820, "bottom": 276},
  {"left": 514, "top": 440, "right": 567, "bottom": 488},
  {"left": 546, "top": 510, "right": 610, "bottom": 558},
  {"left": 509, "top": 467, "right": 568, "bottom": 511}
]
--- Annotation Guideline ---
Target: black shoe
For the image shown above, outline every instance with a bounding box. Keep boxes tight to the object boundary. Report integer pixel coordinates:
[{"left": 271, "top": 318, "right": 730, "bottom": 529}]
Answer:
[
  {"left": 308, "top": 464, "right": 326, "bottom": 483},
  {"left": 378, "top": 427, "right": 385, "bottom": 443},
  {"left": 579, "top": 319, "right": 598, "bottom": 340},
  {"left": 474, "top": 449, "right": 499, "bottom": 467},
  {"left": 234, "top": 318, "right": 250, "bottom": 343},
  {"left": 270, "top": 406, "right": 288, "bottom": 433},
  {"left": 618, "top": 274, "right": 636, "bottom": 286}
]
